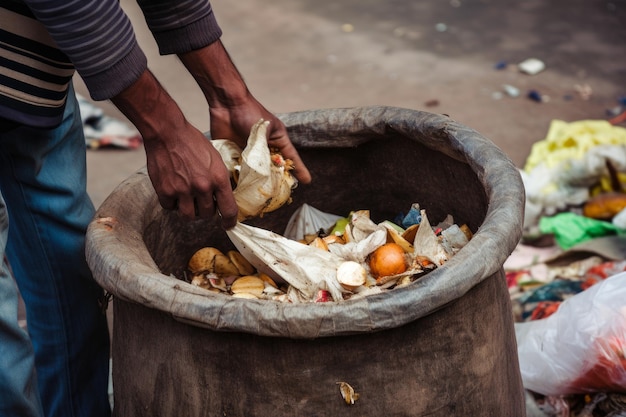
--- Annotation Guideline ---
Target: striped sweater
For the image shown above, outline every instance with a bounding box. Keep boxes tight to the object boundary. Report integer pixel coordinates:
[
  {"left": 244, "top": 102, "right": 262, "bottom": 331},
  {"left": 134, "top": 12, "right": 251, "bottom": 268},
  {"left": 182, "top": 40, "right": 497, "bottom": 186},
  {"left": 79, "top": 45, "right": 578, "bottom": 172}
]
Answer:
[{"left": 0, "top": 0, "right": 222, "bottom": 127}]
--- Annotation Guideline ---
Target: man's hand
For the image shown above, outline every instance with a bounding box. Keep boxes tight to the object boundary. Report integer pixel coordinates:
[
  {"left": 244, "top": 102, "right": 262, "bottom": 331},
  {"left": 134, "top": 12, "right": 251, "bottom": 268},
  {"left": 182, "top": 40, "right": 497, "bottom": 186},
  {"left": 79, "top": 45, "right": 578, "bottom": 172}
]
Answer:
[
  {"left": 209, "top": 101, "right": 312, "bottom": 185},
  {"left": 179, "top": 41, "right": 312, "bottom": 185},
  {"left": 112, "top": 40, "right": 312, "bottom": 230},
  {"left": 142, "top": 122, "right": 239, "bottom": 227},
  {"left": 111, "top": 70, "right": 239, "bottom": 228}
]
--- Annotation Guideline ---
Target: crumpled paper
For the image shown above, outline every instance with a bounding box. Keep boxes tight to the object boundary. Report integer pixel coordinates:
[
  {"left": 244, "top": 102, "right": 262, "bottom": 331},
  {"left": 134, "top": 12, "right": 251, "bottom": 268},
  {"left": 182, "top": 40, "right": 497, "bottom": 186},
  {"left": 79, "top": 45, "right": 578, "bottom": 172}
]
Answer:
[{"left": 226, "top": 222, "right": 346, "bottom": 301}]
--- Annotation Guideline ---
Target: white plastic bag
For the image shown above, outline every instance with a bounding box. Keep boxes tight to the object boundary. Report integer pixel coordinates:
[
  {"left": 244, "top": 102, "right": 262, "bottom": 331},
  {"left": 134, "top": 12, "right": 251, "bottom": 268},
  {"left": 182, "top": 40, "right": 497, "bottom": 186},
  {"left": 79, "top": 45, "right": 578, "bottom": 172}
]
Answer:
[
  {"left": 515, "top": 272, "right": 626, "bottom": 395},
  {"left": 283, "top": 204, "right": 342, "bottom": 241}
]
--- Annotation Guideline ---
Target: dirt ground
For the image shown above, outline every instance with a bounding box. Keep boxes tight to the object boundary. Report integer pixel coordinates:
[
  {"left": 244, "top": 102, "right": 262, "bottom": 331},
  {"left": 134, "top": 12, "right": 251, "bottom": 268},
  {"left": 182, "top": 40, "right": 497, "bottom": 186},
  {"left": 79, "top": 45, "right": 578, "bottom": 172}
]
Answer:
[{"left": 81, "top": 0, "right": 626, "bottom": 209}]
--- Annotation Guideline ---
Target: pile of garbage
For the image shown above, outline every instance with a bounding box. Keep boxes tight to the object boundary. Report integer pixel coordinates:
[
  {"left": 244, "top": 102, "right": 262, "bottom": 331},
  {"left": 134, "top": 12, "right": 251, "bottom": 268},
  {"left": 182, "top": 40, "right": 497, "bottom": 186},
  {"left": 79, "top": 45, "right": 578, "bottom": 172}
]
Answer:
[
  {"left": 188, "top": 203, "right": 472, "bottom": 303},
  {"left": 508, "top": 119, "right": 626, "bottom": 416}
]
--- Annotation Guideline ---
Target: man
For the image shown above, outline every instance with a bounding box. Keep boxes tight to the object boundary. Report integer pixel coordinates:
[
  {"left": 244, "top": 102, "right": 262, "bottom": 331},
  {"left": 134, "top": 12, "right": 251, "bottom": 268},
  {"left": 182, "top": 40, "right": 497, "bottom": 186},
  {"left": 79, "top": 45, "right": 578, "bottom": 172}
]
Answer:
[{"left": 0, "top": 1, "right": 311, "bottom": 416}]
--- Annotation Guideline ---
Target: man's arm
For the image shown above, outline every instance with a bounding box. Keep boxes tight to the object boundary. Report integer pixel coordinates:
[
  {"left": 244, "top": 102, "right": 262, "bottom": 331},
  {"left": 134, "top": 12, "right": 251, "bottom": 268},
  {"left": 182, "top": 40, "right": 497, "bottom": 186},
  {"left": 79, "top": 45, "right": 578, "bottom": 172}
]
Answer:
[
  {"left": 109, "top": 69, "right": 239, "bottom": 226},
  {"left": 137, "top": 0, "right": 311, "bottom": 183},
  {"left": 178, "top": 40, "right": 312, "bottom": 185},
  {"left": 25, "top": 0, "right": 310, "bottom": 227}
]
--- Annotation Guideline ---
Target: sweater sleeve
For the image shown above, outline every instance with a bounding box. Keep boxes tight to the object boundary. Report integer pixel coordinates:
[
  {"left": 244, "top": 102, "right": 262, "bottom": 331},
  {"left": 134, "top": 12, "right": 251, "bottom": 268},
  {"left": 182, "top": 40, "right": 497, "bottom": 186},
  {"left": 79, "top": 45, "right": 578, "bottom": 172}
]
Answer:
[
  {"left": 136, "top": 0, "right": 222, "bottom": 55},
  {"left": 23, "top": 0, "right": 148, "bottom": 101}
]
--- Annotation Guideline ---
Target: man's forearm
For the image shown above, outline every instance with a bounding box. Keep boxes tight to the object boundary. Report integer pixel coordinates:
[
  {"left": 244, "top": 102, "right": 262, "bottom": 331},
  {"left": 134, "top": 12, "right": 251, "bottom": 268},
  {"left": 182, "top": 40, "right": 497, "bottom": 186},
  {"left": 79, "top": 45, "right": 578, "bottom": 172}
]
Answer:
[
  {"left": 179, "top": 40, "right": 251, "bottom": 109},
  {"left": 110, "top": 69, "right": 186, "bottom": 142}
]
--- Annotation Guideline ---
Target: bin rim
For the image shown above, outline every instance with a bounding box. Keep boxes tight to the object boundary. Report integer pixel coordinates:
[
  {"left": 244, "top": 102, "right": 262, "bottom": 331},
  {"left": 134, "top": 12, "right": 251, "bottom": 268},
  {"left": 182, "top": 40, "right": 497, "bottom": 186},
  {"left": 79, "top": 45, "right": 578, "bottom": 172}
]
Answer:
[{"left": 86, "top": 105, "right": 525, "bottom": 339}]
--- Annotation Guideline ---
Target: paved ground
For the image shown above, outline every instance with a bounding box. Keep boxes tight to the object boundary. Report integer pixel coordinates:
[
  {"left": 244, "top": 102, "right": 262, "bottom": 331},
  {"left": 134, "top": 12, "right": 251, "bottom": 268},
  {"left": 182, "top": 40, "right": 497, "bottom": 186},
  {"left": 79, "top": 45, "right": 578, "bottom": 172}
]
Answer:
[
  {"left": 81, "top": 0, "right": 626, "bottom": 208},
  {"left": 11, "top": 0, "right": 625, "bottom": 405}
]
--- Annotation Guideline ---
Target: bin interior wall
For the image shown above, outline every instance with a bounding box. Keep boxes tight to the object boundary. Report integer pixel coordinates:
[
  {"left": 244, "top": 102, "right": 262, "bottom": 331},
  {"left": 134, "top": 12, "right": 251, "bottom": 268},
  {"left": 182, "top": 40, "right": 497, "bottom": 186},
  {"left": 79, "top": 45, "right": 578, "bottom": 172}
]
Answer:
[
  {"left": 112, "top": 268, "right": 523, "bottom": 417},
  {"left": 144, "top": 134, "right": 486, "bottom": 279}
]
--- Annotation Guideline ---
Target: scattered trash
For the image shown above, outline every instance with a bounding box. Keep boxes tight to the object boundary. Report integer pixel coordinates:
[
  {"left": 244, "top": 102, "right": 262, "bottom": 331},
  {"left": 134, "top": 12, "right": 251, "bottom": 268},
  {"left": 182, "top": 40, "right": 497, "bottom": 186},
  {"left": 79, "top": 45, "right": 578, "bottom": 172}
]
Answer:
[
  {"left": 337, "top": 382, "right": 360, "bottom": 405},
  {"left": 574, "top": 83, "right": 593, "bottom": 101},
  {"left": 435, "top": 22, "right": 448, "bottom": 32},
  {"left": 503, "top": 84, "right": 521, "bottom": 98},
  {"left": 607, "top": 106, "right": 624, "bottom": 118},
  {"left": 539, "top": 212, "right": 622, "bottom": 250},
  {"left": 519, "top": 58, "right": 546, "bottom": 75},
  {"left": 77, "top": 94, "right": 142, "bottom": 149},
  {"left": 424, "top": 99, "right": 440, "bottom": 107},
  {"left": 610, "top": 109, "right": 626, "bottom": 126},
  {"left": 494, "top": 60, "right": 509, "bottom": 70},
  {"left": 521, "top": 119, "right": 626, "bottom": 229},
  {"left": 528, "top": 90, "right": 546, "bottom": 103},
  {"left": 510, "top": 116, "right": 626, "bottom": 415},
  {"left": 77, "top": 93, "right": 103, "bottom": 123}
]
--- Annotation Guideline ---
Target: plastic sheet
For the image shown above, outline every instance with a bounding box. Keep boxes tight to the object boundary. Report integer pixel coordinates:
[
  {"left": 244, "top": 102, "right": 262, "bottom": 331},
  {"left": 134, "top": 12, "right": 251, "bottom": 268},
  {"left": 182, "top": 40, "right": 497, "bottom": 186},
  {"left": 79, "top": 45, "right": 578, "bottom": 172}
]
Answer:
[{"left": 539, "top": 212, "right": 621, "bottom": 249}]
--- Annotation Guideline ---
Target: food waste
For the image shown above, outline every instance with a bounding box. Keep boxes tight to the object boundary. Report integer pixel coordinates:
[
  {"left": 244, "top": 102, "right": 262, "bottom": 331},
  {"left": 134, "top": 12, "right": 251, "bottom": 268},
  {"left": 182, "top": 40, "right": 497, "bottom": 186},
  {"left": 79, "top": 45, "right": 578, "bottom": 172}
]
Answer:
[{"left": 186, "top": 203, "right": 473, "bottom": 303}]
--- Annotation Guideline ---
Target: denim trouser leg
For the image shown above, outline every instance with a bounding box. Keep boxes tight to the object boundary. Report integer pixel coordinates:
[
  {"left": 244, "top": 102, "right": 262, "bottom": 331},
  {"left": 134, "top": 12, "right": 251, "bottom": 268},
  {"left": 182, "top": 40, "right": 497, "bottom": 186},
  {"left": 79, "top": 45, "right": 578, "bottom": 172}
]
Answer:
[
  {"left": 0, "top": 85, "right": 111, "bottom": 417},
  {"left": 0, "top": 192, "right": 44, "bottom": 417}
]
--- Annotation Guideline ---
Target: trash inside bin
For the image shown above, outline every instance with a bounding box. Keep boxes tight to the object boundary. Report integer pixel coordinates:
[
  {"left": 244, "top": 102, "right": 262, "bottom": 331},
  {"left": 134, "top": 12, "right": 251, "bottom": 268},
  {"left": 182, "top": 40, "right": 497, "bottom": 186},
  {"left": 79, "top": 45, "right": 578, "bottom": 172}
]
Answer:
[{"left": 86, "top": 106, "right": 526, "bottom": 416}]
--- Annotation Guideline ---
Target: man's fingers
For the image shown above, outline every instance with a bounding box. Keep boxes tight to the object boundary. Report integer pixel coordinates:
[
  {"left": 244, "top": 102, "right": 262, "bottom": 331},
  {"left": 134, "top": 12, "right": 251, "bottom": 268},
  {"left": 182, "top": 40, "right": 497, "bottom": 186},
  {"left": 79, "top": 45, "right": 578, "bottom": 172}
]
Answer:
[
  {"left": 176, "top": 195, "right": 198, "bottom": 220},
  {"left": 276, "top": 142, "right": 312, "bottom": 184},
  {"left": 214, "top": 186, "right": 238, "bottom": 229},
  {"left": 193, "top": 193, "right": 216, "bottom": 219},
  {"left": 289, "top": 154, "right": 312, "bottom": 184},
  {"left": 158, "top": 195, "right": 178, "bottom": 211}
]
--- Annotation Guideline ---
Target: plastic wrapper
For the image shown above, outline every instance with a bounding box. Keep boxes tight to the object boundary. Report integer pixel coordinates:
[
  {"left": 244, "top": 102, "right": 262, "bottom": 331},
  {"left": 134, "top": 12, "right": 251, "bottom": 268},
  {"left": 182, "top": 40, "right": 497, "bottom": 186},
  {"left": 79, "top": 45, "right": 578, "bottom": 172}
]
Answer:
[{"left": 515, "top": 272, "right": 626, "bottom": 396}]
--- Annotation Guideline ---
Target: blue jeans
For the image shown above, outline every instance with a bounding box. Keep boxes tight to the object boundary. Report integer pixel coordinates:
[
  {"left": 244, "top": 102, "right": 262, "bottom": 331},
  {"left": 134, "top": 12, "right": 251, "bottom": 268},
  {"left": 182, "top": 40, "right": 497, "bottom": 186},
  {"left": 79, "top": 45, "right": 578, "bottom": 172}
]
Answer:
[{"left": 0, "top": 85, "right": 111, "bottom": 417}]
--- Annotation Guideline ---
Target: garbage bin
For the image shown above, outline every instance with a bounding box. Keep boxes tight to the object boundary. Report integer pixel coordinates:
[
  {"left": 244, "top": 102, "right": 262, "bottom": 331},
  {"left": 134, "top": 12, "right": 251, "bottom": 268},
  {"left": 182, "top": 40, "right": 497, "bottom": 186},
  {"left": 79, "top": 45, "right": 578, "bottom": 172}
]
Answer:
[{"left": 86, "top": 106, "right": 526, "bottom": 416}]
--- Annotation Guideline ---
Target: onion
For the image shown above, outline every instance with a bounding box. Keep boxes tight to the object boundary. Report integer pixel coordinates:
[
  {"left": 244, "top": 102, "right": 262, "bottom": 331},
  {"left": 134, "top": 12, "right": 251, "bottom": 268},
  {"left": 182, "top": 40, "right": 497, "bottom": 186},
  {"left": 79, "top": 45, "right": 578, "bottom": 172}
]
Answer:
[
  {"left": 336, "top": 261, "right": 367, "bottom": 290},
  {"left": 368, "top": 243, "right": 408, "bottom": 279}
]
